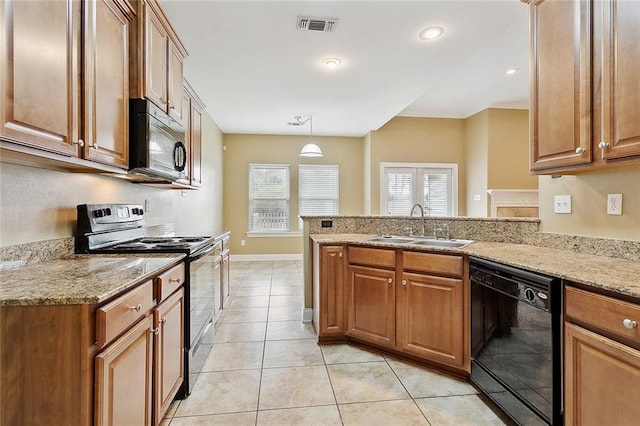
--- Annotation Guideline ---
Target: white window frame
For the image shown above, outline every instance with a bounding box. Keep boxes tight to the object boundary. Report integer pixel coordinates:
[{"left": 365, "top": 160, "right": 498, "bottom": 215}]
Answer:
[
  {"left": 380, "top": 162, "right": 458, "bottom": 216},
  {"left": 298, "top": 164, "right": 340, "bottom": 229},
  {"left": 247, "top": 164, "right": 293, "bottom": 235}
]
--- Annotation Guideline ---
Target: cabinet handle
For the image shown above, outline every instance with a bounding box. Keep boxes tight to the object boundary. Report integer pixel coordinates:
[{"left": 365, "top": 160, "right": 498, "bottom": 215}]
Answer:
[
  {"left": 598, "top": 141, "right": 609, "bottom": 160},
  {"left": 575, "top": 146, "right": 585, "bottom": 154},
  {"left": 402, "top": 279, "right": 407, "bottom": 286},
  {"left": 161, "top": 318, "right": 167, "bottom": 325},
  {"left": 130, "top": 304, "right": 142, "bottom": 312},
  {"left": 387, "top": 278, "right": 393, "bottom": 284},
  {"left": 338, "top": 252, "right": 343, "bottom": 258},
  {"left": 150, "top": 327, "right": 160, "bottom": 335},
  {"left": 89, "top": 142, "right": 99, "bottom": 150},
  {"left": 169, "top": 278, "right": 181, "bottom": 284},
  {"left": 623, "top": 319, "right": 638, "bottom": 329},
  {"left": 73, "top": 139, "right": 85, "bottom": 147}
]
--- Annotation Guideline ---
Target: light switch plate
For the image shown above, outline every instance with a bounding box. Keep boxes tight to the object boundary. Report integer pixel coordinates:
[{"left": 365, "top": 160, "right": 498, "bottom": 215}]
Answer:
[
  {"left": 554, "top": 195, "right": 572, "bottom": 214},
  {"left": 607, "top": 193, "right": 622, "bottom": 215}
]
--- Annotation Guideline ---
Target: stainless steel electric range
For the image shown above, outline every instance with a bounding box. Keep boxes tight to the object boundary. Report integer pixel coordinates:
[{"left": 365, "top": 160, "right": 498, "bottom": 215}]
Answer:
[{"left": 76, "top": 203, "right": 221, "bottom": 398}]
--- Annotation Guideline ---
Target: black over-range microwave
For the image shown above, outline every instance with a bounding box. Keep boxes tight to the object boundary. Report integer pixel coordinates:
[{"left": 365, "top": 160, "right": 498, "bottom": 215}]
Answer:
[{"left": 129, "top": 98, "right": 188, "bottom": 183}]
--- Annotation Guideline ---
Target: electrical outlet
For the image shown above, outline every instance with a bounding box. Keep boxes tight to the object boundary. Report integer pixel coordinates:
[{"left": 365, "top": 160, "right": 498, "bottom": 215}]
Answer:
[
  {"left": 553, "top": 195, "right": 572, "bottom": 214},
  {"left": 240, "top": 239, "right": 246, "bottom": 246},
  {"left": 144, "top": 199, "right": 150, "bottom": 213},
  {"left": 607, "top": 193, "right": 622, "bottom": 215},
  {"left": 473, "top": 194, "right": 482, "bottom": 201}
]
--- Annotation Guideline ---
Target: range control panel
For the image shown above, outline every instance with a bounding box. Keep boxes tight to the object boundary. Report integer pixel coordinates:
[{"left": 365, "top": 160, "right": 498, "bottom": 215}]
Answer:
[{"left": 77, "top": 204, "right": 145, "bottom": 234}]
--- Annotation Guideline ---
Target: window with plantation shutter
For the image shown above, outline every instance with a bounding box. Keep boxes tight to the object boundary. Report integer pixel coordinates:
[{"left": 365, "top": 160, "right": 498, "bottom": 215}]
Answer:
[
  {"left": 298, "top": 164, "right": 339, "bottom": 228},
  {"left": 381, "top": 163, "right": 457, "bottom": 217},
  {"left": 248, "top": 164, "right": 290, "bottom": 232}
]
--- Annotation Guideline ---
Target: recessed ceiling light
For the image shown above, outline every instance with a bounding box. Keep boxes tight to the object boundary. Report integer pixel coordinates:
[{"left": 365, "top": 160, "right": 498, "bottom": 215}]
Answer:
[
  {"left": 322, "top": 57, "right": 342, "bottom": 69},
  {"left": 502, "top": 67, "right": 521, "bottom": 76},
  {"left": 418, "top": 26, "right": 444, "bottom": 40}
]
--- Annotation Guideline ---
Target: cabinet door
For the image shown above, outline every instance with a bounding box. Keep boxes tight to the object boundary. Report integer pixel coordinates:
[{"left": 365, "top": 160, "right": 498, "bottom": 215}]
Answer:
[
  {"left": 397, "top": 272, "right": 464, "bottom": 367},
  {"left": 320, "top": 246, "right": 345, "bottom": 336},
  {"left": 167, "top": 41, "right": 184, "bottom": 123},
  {"left": 598, "top": 0, "right": 640, "bottom": 160},
  {"left": 565, "top": 323, "right": 640, "bottom": 426},
  {"left": 0, "top": 0, "right": 81, "bottom": 155},
  {"left": 154, "top": 289, "right": 184, "bottom": 423},
  {"left": 529, "top": 0, "right": 592, "bottom": 171},
  {"left": 83, "top": 0, "right": 131, "bottom": 168},
  {"left": 182, "top": 90, "right": 192, "bottom": 180},
  {"left": 144, "top": 5, "right": 168, "bottom": 110},
  {"left": 221, "top": 251, "right": 231, "bottom": 309},
  {"left": 95, "top": 316, "right": 153, "bottom": 426},
  {"left": 190, "top": 100, "right": 203, "bottom": 187},
  {"left": 347, "top": 265, "right": 395, "bottom": 347}
]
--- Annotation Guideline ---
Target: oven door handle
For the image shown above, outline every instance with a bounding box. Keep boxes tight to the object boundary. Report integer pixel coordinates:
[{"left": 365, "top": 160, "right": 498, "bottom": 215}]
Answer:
[{"left": 191, "top": 243, "right": 218, "bottom": 260}]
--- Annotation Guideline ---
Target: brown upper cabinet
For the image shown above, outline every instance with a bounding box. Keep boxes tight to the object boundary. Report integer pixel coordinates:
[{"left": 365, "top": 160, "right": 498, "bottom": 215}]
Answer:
[
  {"left": 130, "top": 0, "right": 187, "bottom": 125},
  {"left": 1, "top": 0, "right": 134, "bottom": 169},
  {"left": 183, "top": 80, "right": 205, "bottom": 187},
  {"left": 526, "top": 0, "right": 640, "bottom": 173}
]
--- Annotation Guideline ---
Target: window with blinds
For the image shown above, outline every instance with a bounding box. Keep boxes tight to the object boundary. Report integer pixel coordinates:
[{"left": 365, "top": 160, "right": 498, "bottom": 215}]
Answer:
[
  {"left": 382, "top": 164, "right": 456, "bottom": 216},
  {"left": 298, "top": 164, "right": 339, "bottom": 228},
  {"left": 248, "top": 164, "right": 290, "bottom": 232}
]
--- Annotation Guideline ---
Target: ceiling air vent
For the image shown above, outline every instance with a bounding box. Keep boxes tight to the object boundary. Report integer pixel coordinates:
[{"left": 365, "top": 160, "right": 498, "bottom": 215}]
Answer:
[{"left": 297, "top": 16, "right": 339, "bottom": 32}]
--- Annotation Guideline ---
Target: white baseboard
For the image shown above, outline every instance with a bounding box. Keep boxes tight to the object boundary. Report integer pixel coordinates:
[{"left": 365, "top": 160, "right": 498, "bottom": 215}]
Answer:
[
  {"left": 230, "top": 253, "right": 303, "bottom": 262},
  {"left": 302, "top": 308, "right": 313, "bottom": 323}
]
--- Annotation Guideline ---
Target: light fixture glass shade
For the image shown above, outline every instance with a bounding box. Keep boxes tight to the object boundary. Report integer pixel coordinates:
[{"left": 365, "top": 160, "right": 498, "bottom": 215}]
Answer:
[{"left": 299, "top": 143, "right": 323, "bottom": 157}]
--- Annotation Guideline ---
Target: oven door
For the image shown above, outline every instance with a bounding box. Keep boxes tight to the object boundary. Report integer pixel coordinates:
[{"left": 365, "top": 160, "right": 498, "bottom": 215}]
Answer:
[
  {"left": 471, "top": 279, "right": 558, "bottom": 425},
  {"left": 188, "top": 243, "right": 221, "bottom": 349}
]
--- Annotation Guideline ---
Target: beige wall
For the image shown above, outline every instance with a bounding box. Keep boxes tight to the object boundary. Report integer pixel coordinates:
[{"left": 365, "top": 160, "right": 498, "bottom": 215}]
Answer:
[
  {"left": 367, "top": 116, "right": 467, "bottom": 215},
  {"left": 463, "top": 108, "right": 536, "bottom": 217},
  {"left": 487, "top": 109, "right": 537, "bottom": 190},
  {"left": 363, "top": 132, "right": 372, "bottom": 215},
  {"left": 464, "top": 110, "right": 489, "bottom": 217},
  {"left": 0, "top": 112, "right": 224, "bottom": 246},
  {"left": 222, "top": 134, "right": 364, "bottom": 255},
  {"left": 539, "top": 166, "right": 640, "bottom": 240}
]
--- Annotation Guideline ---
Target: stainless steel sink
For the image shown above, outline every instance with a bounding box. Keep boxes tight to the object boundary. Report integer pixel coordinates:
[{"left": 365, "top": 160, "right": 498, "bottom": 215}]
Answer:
[
  {"left": 411, "top": 238, "right": 474, "bottom": 248},
  {"left": 367, "top": 235, "right": 474, "bottom": 248},
  {"left": 367, "top": 236, "right": 416, "bottom": 244}
]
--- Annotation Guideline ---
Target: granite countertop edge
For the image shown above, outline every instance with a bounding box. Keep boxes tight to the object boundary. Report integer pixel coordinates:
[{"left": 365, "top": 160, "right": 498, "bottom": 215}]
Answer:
[
  {"left": 0, "top": 254, "right": 186, "bottom": 307},
  {"left": 310, "top": 234, "right": 640, "bottom": 301}
]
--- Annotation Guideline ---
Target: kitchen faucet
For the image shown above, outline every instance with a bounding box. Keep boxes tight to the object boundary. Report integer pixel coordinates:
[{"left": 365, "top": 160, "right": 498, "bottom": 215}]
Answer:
[{"left": 410, "top": 203, "right": 427, "bottom": 236}]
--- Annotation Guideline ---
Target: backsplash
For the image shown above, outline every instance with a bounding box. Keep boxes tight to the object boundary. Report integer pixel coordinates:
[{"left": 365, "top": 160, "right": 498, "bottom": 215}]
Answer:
[
  {"left": 0, "top": 237, "right": 74, "bottom": 270},
  {"left": 304, "top": 215, "right": 640, "bottom": 262}
]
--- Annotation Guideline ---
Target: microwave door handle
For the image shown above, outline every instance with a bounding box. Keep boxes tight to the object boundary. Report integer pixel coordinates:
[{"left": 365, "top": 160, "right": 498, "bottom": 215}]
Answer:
[{"left": 173, "top": 141, "right": 186, "bottom": 172}]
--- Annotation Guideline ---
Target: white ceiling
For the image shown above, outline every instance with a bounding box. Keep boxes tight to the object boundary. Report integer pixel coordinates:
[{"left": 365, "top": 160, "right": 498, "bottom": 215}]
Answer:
[{"left": 161, "top": 0, "right": 529, "bottom": 137}]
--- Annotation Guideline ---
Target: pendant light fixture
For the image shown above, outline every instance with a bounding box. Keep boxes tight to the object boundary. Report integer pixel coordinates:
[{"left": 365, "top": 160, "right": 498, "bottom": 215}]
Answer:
[{"left": 292, "top": 115, "right": 323, "bottom": 157}]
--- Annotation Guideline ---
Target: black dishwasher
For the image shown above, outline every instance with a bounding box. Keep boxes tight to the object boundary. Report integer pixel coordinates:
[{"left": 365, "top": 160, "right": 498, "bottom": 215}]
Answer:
[{"left": 470, "top": 257, "right": 562, "bottom": 426}]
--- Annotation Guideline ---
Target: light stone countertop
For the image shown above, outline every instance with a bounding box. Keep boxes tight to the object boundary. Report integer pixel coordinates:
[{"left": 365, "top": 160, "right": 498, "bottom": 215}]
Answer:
[
  {"left": 0, "top": 254, "right": 185, "bottom": 306},
  {"left": 310, "top": 234, "right": 640, "bottom": 300}
]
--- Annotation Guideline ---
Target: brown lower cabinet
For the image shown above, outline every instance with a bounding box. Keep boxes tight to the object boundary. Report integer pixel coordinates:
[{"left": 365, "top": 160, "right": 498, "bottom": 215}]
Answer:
[
  {"left": 564, "top": 285, "right": 640, "bottom": 425},
  {"left": 347, "top": 264, "right": 396, "bottom": 347},
  {"left": 0, "top": 262, "right": 185, "bottom": 426},
  {"left": 315, "top": 244, "right": 469, "bottom": 373}
]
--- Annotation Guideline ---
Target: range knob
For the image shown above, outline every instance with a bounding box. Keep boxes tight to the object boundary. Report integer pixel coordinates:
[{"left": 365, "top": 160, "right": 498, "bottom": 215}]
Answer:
[
  {"left": 104, "top": 208, "right": 112, "bottom": 216},
  {"left": 131, "top": 208, "right": 138, "bottom": 215},
  {"left": 94, "top": 210, "right": 104, "bottom": 218}
]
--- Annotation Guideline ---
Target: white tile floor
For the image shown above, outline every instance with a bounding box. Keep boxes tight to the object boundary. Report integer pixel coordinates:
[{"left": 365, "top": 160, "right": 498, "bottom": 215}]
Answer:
[{"left": 161, "top": 260, "right": 511, "bottom": 425}]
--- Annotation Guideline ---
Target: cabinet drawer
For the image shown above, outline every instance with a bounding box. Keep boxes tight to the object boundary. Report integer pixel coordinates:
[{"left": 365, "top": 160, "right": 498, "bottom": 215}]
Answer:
[
  {"left": 402, "top": 251, "right": 463, "bottom": 278},
  {"left": 96, "top": 280, "right": 154, "bottom": 348},
  {"left": 221, "top": 235, "right": 230, "bottom": 252},
  {"left": 348, "top": 246, "right": 395, "bottom": 269},
  {"left": 155, "top": 263, "right": 185, "bottom": 302},
  {"left": 566, "top": 286, "right": 640, "bottom": 347}
]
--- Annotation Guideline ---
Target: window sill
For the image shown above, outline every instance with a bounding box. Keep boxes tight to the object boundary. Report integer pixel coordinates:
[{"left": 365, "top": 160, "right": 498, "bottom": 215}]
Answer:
[{"left": 246, "top": 231, "right": 303, "bottom": 238}]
